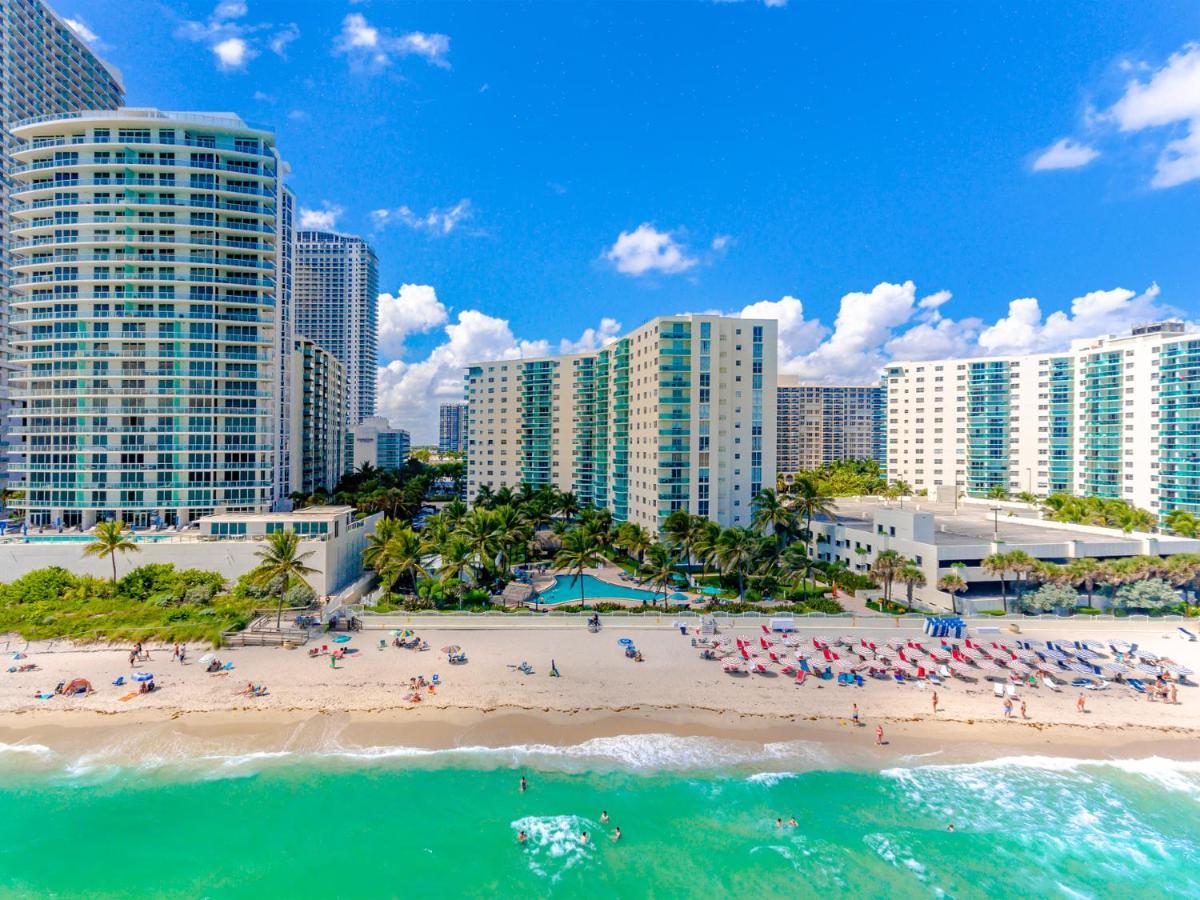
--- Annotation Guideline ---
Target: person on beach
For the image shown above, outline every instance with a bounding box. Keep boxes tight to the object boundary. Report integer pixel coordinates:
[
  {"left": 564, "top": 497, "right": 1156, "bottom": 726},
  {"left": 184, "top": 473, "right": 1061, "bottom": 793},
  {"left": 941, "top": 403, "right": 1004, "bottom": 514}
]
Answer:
[
  {"left": 947, "top": 824, "right": 955, "bottom": 832},
  {"left": 1171, "top": 683, "right": 1178, "bottom": 704},
  {"left": 550, "top": 659, "right": 560, "bottom": 678},
  {"left": 1002, "top": 697, "right": 1013, "bottom": 719},
  {"left": 852, "top": 703, "right": 860, "bottom": 726},
  {"left": 1076, "top": 694, "right": 1086, "bottom": 714},
  {"left": 611, "top": 827, "right": 621, "bottom": 842},
  {"left": 600, "top": 811, "right": 609, "bottom": 824},
  {"left": 875, "top": 725, "right": 884, "bottom": 746},
  {"left": 518, "top": 831, "right": 527, "bottom": 844},
  {"left": 179, "top": 645, "right": 186, "bottom": 665},
  {"left": 520, "top": 776, "right": 528, "bottom": 793},
  {"left": 580, "top": 832, "right": 589, "bottom": 845},
  {"left": 1020, "top": 700, "right": 1028, "bottom": 720},
  {"left": 330, "top": 654, "right": 337, "bottom": 670},
  {"left": 172, "top": 643, "right": 180, "bottom": 663},
  {"left": 931, "top": 691, "right": 939, "bottom": 714}
]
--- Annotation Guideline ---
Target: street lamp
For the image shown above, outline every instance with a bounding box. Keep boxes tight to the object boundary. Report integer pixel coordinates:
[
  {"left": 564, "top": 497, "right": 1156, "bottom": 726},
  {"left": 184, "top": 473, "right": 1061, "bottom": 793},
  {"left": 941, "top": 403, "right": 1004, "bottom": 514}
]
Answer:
[{"left": 991, "top": 506, "right": 1001, "bottom": 542}]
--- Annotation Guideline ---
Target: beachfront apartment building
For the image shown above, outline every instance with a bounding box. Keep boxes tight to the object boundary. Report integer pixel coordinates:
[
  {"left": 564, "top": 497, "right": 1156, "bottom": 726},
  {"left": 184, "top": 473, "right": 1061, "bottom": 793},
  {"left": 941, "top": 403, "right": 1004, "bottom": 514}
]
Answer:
[
  {"left": 293, "top": 230, "right": 378, "bottom": 427},
  {"left": 345, "top": 415, "right": 410, "bottom": 473},
  {"left": 465, "top": 315, "right": 778, "bottom": 532},
  {"left": 776, "top": 377, "right": 884, "bottom": 474},
  {"left": 1, "top": 0, "right": 125, "bottom": 494},
  {"left": 290, "top": 336, "right": 344, "bottom": 497},
  {"left": 6, "top": 108, "right": 285, "bottom": 527},
  {"left": 882, "top": 321, "right": 1200, "bottom": 519},
  {"left": 439, "top": 402, "right": 466, "bottom": 454}
]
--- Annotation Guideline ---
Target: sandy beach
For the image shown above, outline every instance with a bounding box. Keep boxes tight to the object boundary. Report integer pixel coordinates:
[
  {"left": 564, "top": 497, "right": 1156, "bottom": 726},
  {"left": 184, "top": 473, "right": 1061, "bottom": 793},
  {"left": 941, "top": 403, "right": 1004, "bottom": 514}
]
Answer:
[{"left": 3, "top": 618, "right": 1200, "bottom": 765}]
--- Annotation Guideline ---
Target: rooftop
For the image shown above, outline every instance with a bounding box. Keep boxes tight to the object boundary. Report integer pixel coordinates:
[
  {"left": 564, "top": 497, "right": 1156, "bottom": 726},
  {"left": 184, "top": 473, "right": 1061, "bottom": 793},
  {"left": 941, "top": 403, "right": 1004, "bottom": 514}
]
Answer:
[
  {"left": 199, "top": 506, "right": 355, "bottom": 523},
  {"left": 821, "top": 497, "right": 1200, "bottom": 551}
]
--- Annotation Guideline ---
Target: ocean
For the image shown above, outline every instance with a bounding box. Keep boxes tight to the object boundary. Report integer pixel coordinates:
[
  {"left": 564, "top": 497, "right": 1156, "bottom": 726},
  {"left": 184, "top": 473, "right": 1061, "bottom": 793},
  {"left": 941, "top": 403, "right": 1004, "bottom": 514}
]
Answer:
[{"left": 0, "top": 735, "right": 1197, "bottom": 898}]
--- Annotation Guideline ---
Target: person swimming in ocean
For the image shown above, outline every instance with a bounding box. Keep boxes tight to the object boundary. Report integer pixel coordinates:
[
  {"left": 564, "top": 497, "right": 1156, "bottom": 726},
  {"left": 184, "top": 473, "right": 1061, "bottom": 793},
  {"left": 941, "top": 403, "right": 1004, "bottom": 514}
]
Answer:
[
  {"left": 600, "top": 811, "right": 609, "bottom": 824},
  {"left": 580, "top": 831, "right": 589, "bottom": 845},
  {"left": 788, "top": 817, "right": 798, "bottom": 828},
  {"left": 611, "top": 827, "right": 621, "bottom": 842},
  {"left": 520, "top": 776, "right": 528, "bottom": 793},
  {"left": 518, "top": 831, "right": 527, "bottom": 843},
  {"left": 775, "top": 817, "right": 783, "bottom": 828}
]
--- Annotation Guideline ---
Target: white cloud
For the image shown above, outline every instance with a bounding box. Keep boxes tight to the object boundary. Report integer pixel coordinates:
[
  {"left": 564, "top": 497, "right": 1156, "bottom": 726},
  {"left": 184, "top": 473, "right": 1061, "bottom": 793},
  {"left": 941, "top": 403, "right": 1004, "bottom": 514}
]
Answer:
[
  {"left": 884, "top": 315, "right": 980, "bottom": 361},
  {"left": 213, "top": 37, "right": 254, "bottom": 70},
  {"left": 253, "top": 90, "right": 275, "bottom": 103},
  {"left": 976, "top": 283, "right": 1170, "bottom": 355},
  {"left": 297, "top": 202, "right": 344, "bottom": 231},
  {"left": 287, "top": 110, "right": 310, "bottom": 122},
  {"left": 213, "top": 0, "right": 247, "bottom": 19},
  {"left": 711, "top": 234, "right": 732, "bottom": 251},
  {"left": 917, "top": 289, "right": 953, "bottom": 310},
  {"left": 63, "top": 17, "right": 98, "bottom": 44},
  {"left": 269, "top": 24, "right": 300, "bottom": 58},
  {"left": 333, "top": 13, "right": 451, "bottom": 71},
  {"left": 175, "top": 2, "right": 295, "bottom": 72},
  {"left": 371, "top": 200, "right": 474, "bottom": 236},
  {"left": 1032, "top": 137, "right": 1100, "bottom": 171},
  {"left": 378, "top": 284, "right": 450, "bottom": 357},
  {"left": 737, "top": 296, "right": 827, "bottom": 361},
  {"left": 1109, "top": 42, "right": 1200, "bottom": 188},
  {"left": 559, "top": 318, "right": 622, "bottom": 354},
  {"left": 605, "top": 224, "right": 698, "bottom": 277}
]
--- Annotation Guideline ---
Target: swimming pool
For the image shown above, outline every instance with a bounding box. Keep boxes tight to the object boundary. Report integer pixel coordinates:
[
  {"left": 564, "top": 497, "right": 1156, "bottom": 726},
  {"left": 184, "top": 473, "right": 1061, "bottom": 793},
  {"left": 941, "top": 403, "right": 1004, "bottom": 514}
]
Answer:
[
  {"left": 535, "top": 574, "right": 664, "bottom": 606},
  {"left": 0, "top": 533, "right": 175, "bottom": 543}
]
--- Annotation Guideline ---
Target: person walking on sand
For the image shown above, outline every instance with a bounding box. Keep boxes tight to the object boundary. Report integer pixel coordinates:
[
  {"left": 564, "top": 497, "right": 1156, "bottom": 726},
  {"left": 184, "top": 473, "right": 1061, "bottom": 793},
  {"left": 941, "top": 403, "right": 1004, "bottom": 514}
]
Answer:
[
  {"left": 931, "top": 691, "right": 939, "bottom": 714},
  {"left": 1076, "top": 693, "right": 1086, "bottom": 714},
  {"left": 1020, "top": 699, "right": 1028, "bottom": 720},
  {"left": 1002, "top": 697, "right": 1013, "bottom": 719},
  {"left": 852, "top": 703, "right": 860, "bottom": 726},
  {"left": 1171, "top": 683, "right": 1178, "bottom": 704},
  {"left": 875, "top": 725, "right": 884, "bottom": 746}
]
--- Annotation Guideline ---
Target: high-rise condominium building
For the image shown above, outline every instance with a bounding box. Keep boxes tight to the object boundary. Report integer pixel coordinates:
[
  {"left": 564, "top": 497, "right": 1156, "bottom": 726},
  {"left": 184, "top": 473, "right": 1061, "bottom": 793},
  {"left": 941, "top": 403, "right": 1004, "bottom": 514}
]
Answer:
[
  {"left": 290, "top": 336, "right": 344, "bottom": 497},
  {"left": 345, "top": 416, "right": 410, "bottom": 473},
  {"left": 1, "top": 0, "right": 125, "bottom": 493},
  {"left": 274, "top": 186, "right": 294, "bottom": 506},
  {"left": 776, "top": 377, "right": 884, "bottom": 474},
  {"left": 293, "top": 231, "right": 378, "bottom": 427},
  {"left": 439, "top": 402, "right": 466, "bottom": 454},
  {"left": 7, "top": 108, "right": 284, "bottom": 527},
  {"left": 883, "top": 321, "right": 1200, "bottom": 518},
  {"left": 466, "top": 315, "right": 777, "bottom": 531}
]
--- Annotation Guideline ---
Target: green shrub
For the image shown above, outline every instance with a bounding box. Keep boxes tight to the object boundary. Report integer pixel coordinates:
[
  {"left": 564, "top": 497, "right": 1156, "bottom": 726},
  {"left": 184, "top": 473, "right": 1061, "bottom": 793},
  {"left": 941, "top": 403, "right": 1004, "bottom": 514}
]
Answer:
[
  {"left": 803, "top": 596, "right": 845, "bottom": 615},
  {"left": 1074, "top": 606, "right": 1102, "bottom": 615}
]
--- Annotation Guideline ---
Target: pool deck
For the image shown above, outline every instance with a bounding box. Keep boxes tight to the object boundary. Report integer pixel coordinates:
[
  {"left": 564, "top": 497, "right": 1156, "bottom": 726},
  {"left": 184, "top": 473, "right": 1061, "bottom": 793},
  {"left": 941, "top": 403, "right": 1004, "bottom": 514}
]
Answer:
[{"left": 529, "top": 567, "right": 687, "bottom": 608}]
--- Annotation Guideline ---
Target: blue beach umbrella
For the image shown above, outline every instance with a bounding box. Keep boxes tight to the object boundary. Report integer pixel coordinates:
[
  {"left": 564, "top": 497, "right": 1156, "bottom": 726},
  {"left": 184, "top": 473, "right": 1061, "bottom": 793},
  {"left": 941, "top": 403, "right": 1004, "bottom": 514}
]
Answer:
[
  {"left": 132, "top": 671, "right": 154, "bottom": 682},
  {"left": 617, "top": 638, "right": 633, "bottom": 646},
  {"left": 332, "top": 634, "right": 352, "bottom": 644},
  {"left": 668, "top": 592, "right": 689, "bottom": 601}
]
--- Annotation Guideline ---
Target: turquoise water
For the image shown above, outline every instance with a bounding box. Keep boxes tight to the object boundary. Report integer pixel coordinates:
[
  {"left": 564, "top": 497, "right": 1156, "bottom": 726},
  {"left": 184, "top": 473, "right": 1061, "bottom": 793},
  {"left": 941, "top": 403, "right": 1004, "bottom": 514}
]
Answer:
[
  {"left": 1, "top": 533, "right": 173, "bottom": 543},
  {"left": 1, "top": 737, "right": 1198, "bottom": 897},
  {"left": 537, "top": 574, "right": 661, "bottom": 605}
]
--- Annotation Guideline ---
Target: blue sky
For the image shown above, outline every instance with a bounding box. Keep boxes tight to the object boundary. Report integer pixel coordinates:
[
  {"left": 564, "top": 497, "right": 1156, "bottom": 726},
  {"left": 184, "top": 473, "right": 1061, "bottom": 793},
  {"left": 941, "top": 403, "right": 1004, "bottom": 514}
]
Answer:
[{"left": 53, "top": 0, "right": 1200, "bottom": 441}]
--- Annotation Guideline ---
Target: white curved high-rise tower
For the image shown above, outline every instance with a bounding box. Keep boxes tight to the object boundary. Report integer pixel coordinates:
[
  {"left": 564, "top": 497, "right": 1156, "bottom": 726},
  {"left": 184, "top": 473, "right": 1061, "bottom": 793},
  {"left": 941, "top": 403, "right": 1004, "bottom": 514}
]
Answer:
[{"left": 7, "top": 108, "right": 284, "bottom": 527}]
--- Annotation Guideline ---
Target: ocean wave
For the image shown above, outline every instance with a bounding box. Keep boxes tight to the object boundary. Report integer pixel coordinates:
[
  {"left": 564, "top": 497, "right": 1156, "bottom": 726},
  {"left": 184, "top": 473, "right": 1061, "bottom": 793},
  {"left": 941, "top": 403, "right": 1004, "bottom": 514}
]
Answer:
[
  {"left": 511, "top": 814, "right": 596, "bottom": 882},
  {"left": 883, "top": 755, "right": 1200, "bottom": 794},
  {"left": 0, "top": 741, "right": 51, "bottom": 756}
]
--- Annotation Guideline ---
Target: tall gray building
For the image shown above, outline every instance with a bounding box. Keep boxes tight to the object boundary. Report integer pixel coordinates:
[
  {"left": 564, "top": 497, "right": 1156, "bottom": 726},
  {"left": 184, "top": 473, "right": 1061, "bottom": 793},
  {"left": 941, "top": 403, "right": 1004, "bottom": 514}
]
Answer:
[
  {"left": 439, "top": 402, "right": 465, "bottom": 454},
  {"left": 293, "top": 231, "right": 378, "bottom": 427},
  {"left": 1, "top": 0, "right": 125, "bottom": 497},
  {"left": 776, "top": 377, "right": 884, "bottom": 474}
]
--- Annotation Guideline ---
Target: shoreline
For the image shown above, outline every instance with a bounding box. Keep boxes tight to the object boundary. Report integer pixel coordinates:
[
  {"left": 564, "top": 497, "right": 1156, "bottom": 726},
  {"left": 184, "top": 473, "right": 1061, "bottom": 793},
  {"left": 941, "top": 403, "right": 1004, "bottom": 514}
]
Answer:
[{"left": 3, "top": 704, "right": 1200, "bottom": 772}]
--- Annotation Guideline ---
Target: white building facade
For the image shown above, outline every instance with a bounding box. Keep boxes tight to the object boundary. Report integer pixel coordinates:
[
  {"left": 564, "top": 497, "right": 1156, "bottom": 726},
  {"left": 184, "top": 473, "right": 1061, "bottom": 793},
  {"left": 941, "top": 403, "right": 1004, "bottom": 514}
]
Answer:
[
  {"left": 7, "top": 108, "right": 285, "bottom": 527},
  {"left": 466, "top": 315, "right": 777, "bottom": 532},
  {"left": 883, "top": 322, "right": 1200, "bottom": 520},
  {"left": 345, "top": 415, "right": 410, "bottom": 473},
  {"left": 290, "top": 336, "right": 344, "bottom": 497}
]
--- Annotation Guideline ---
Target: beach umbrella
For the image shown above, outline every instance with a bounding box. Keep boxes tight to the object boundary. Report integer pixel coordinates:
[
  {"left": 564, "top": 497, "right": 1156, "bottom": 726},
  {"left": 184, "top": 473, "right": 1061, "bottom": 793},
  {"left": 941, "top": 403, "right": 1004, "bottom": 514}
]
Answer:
[
  {"left": 1081, "top": 640, "right": 1106, "bottom": 654},
  {"left": 1165, "top": 664, "right": 1194, "bottom": 677},
  {"left": 198, "top": 653, "right": 217, "bottom": 666},
  {"left": 390, "top": 629, "right": 405, "bottom": 637},
  {"left": 132, "top": 671, "right": 154, "bottom": 682},
  {"left": 1135, "top": 662, "right": 1163, "bottom": 677},
  {"left": 1066, "top": 661, "right": 1095, "bottom": 676},
  {"left": 1109, "top": 640, "right": 1133, "bottom": 654},
  {"left": 1099, "top": 662, "right": 1130, "bottom": 676},
  {"left": 441, "top": 645, "right": 462, "bottom": 655},
  {"left": 617, "top": 638, "right": 633, "bottom": 646},
  {"left": 332, "top": 634, "right": 351, "bottom": 644},
  {"left": 668, "top": 592, "right": 689, "bottom": 601}
]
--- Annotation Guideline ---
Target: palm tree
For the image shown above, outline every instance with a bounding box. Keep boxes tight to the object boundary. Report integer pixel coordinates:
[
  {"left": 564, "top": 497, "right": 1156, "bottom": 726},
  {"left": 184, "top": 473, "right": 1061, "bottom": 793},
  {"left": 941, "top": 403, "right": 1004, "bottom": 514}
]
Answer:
[
  {"left": 987, "top": 485, "right": 1011, "bottom": 501},
  {"left": 1016, "top": 491, "right": 1039, "bottom": 507},
  {"left": 553, "top": 527, "right": 604, "bottom": 604},
  {"left": 458, "top": 508, "right": 502, "bottom": 588},
  {"left": 787, "top": 475, "right": 836, "bottom": 543},
  {"left": 493, "top": 505, "right": 532, "bottom": 576},
  {"left": 555, "top": 491, "right": 580, "bottom": 523},
  {"left": 1006, "top": 550, "right": 1037, "bottom": 609},
  {"left": 715, "top": 527, "right": 758, "bottom": 601},
  {"left": 84, "top": 519, "right": 140, "bottom": 584},
  {"left": 937, "top": 572, "right": 968, "bottom": 615},
  {"left": 692, "top": 520, "right": 722, "bottom": 588},
  {"left": 898, "top": 562, "right": 926, "bottom": 612},
  {"left": 871, "top": 549, "right": 905, "bottom": 605},
  {"left": 1065, "top": 557, "right": 1104, "bottom": 609},
  {"left": 376, "top": 528, "right": 430, "bottom": 595},
  {"left": 663, "top": 510, "right": 702, "bottom": 581},
  {"left": 615, "top": 522, "right": 652, "bottom": 565},
  {"left": 982, "top": 552, "right": 1013, "bottom": 613},
  {"left": 1166, "top": 509, "right": 1200, "bottom": 538},
  {"left": 1166, "top": 553, "right": 1200, "bottom": 607},
  {"left": 752, "top": 488, "right": 794, "bottom": 549},
  {"left": 250, "top": 530, "right": 318, "bottom": 628},
  {"left": 780, "top": 543, "right": 816, "bottom": 598},
  {"left": 640, "top": 542, "right": 677, "bottom": 604}
]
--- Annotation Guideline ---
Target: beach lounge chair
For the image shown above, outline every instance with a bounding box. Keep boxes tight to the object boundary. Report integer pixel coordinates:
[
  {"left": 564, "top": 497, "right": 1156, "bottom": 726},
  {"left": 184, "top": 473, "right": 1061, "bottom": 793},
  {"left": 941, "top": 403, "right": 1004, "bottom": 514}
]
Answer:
[
  {"left": 1005, "top": 684, "right": 1018, "bottom": 698},
  {"left": 1087, "top": 680, "right": 1109, "bottom": 691},
  {"left": 1128, "top": 678, "right": 1147, "bottom": 694},
  {"left": 1043, "top": 675, "right": 1062, "bottom": 692},
  {"left": 752, "top": 661, "right": 769, "bottom": 675},
  {"left": 893, "top": 671, "right": 906, "bottom": 684},
  {"left": 993, "top": 682, "right": 1005, "bottom": 697},
  {"left": 794, "top": 670, "right": 806, "bottom": 685}
]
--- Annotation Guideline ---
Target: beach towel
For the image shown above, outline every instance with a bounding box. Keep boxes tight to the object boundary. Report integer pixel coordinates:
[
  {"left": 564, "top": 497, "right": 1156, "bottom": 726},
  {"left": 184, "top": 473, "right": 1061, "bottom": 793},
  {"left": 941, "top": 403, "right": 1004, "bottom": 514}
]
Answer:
[{"left": 118, "top": 691, "right": 140, "bottom": 702}]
